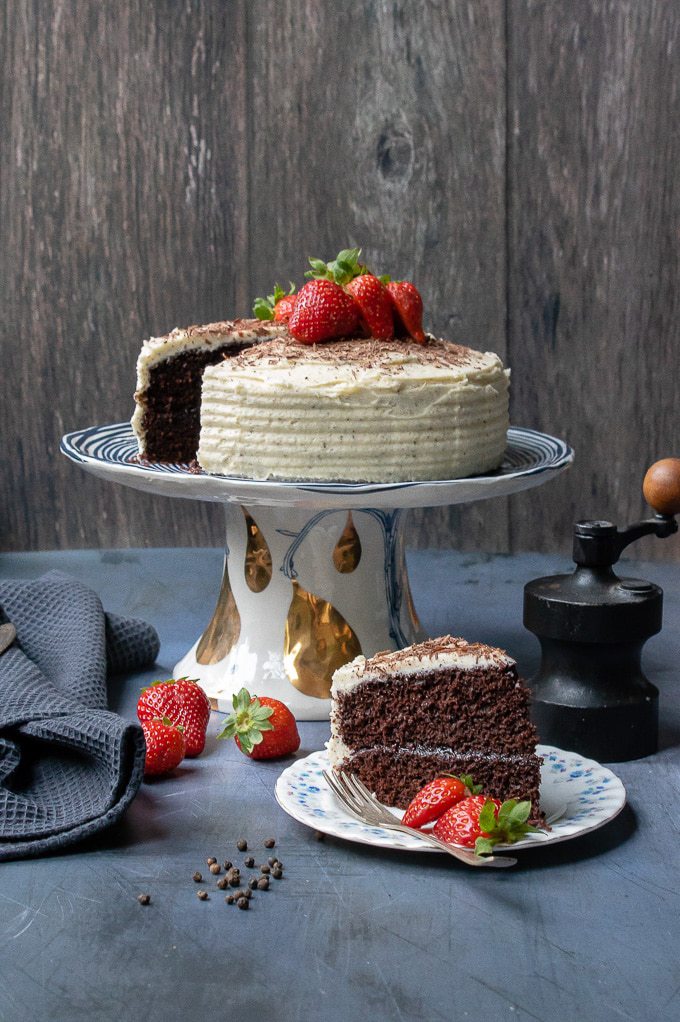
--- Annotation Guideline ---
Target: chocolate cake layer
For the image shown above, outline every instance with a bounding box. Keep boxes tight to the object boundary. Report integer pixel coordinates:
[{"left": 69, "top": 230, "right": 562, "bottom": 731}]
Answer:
[
  {"left": 137, "top": 343, "right": 250, "bottom": 462},
  {"left": 344, "top": 746, "right": 542, "bottom": 815},
  {"left": 332, "top": 668, "right": 538, "bottom": 756}
]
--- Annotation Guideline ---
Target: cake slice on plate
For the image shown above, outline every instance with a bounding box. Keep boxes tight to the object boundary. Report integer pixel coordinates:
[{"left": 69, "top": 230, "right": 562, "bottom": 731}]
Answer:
[{"left": 328, "top": 636, "right": 542, "bottom": 818}]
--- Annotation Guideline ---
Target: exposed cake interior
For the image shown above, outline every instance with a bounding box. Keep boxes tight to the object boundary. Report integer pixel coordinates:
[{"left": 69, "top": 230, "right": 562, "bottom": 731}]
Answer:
[
  {"left": 329, "top": 636, "right": 542, "bottom": 817},
  {"left": 131, "top": 319, "right": 286, "bottom": 463}
]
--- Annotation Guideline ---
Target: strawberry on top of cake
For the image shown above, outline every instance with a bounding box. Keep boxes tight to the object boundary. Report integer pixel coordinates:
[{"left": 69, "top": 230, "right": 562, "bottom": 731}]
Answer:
[{"left": 131, "top": 248, "right": 510, "bottom": 482}]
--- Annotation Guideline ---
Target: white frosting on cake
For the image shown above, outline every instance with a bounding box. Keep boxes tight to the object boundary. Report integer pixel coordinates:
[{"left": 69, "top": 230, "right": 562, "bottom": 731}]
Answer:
[{"left": 197, "top": 336, "right": 509, "bottom": 482}]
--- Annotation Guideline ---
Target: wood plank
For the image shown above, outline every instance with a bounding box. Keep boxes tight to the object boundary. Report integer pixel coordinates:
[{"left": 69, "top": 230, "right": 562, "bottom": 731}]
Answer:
[
  {"left": 1, "top": 0, "right": 248, "bottom": 551},
  {"left": 507, "top": 0, "right": 680, "bottom": 562},
  {"left": 247, "top": 0, "right": 508, "bottom": 554}
]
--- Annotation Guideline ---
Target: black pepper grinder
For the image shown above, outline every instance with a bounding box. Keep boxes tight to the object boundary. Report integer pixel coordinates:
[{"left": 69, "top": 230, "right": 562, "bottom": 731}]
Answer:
[{"left": 523, "top": 459, "right": 680, "bottom": 762}]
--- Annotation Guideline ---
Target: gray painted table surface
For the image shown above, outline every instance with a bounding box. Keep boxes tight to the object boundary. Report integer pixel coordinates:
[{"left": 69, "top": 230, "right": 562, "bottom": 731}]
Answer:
[{"left": 1, "top": 547, "right": 679, "bottom": 1022}]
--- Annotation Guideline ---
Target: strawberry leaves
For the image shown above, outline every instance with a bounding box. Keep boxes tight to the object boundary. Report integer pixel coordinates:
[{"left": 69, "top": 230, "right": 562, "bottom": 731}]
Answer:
[
  {"left": 305, "top": 247, "right": 367, "bottom": 286},
  {"left": 473, "top": 798, "right": 539, "bottom": 856},
  {"left": 217, "top": 687, "right": 274, "bottom": 754},
  {"left": 253, "top": 282, "right": 296, "bottom": 321}
]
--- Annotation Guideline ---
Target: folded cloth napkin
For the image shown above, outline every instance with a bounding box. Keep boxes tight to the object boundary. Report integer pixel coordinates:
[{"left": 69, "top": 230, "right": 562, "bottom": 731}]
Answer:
[{"left": 0, "top": 571, "right": 159, "bottom": 862}]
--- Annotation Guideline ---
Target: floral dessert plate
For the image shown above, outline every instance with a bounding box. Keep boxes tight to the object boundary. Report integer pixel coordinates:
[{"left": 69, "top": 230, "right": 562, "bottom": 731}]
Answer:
[{"left": 274, "top": 745, "right": 626, "bottom": 853}]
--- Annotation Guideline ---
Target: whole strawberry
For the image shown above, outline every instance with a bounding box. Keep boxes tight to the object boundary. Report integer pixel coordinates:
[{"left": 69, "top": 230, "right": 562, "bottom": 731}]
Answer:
[
  {"left": 217, "top": 687, "right": 300, "bottom": 759},
  {"left": 142, "top": 717, "right": 186, "bottom": 777},
  {"left": 433, "top": 795, "right": 539, "bottom": 855},
  {"left": 137, "top": 678, "right": 210, "bottom": 757},
  {"left": 402, "top": 774, "right": 481, "bottom": 829},
  {"left": 288, "top": 279, "right": 360, "bottom": 344},
  {"left": 386, "top": 280, "right": 426, "bottom": 343},
  {"left": 345, "top": 274, "right": 394, "bottom": 339}
]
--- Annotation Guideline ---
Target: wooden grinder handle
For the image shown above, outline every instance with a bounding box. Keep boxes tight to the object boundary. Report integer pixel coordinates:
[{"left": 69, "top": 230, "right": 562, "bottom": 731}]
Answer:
[{"left": 643, "top": 459, "right": 680, "bottom": 516}]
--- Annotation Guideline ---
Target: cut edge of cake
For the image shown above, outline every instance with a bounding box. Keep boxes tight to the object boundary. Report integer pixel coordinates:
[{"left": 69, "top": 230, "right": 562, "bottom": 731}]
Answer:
[
  {"left": 328, "top": 636, "right": 543, "bottom": 820},
  {"left": 131, "top": 317, "right": 287, "bottom": 462}
]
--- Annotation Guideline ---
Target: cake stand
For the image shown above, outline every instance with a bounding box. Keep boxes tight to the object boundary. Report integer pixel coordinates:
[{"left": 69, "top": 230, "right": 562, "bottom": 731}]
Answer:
[{"left": 61, "top": 424, "right": 573, "bottom": 719}]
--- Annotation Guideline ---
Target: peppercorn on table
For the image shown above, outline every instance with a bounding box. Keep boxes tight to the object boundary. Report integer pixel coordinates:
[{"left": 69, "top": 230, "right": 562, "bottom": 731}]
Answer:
[{"left": 1, "top": 546, "right": 679, "bottom": 1022}]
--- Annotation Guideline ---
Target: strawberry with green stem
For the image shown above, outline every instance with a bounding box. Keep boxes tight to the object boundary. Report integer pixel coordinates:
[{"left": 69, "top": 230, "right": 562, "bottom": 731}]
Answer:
[
  {"left": 433, "top": 795, "right": 541, "bottom": 855},
  {"left": 306, "top": 247, "right": 427, "bottom": 343},
  {"left": 305, "top": 247, "right": 394, "bottom": 339},
  {"left": 217, "top": 688, "right": 301, "bottom": 759},
  {"left": 253, "top": 282, "right": 297, "bottom": 322},
  {"left": 288, "top": 278, "right": 360, "bottom": 344}
]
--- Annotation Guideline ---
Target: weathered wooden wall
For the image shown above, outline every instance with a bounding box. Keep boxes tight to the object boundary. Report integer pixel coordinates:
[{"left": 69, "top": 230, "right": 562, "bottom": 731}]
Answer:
[{"left": 2, "top": 0, "right": 679, "bottom": 561}]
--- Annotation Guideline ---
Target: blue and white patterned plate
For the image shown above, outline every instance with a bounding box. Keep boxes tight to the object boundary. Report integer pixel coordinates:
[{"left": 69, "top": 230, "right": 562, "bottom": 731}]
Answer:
[
  {"left": 61, "top": 423, "right": 573, "bottom": 509},
  {"left": 274, "top": 746, "right": 626, "bottom": 853}
]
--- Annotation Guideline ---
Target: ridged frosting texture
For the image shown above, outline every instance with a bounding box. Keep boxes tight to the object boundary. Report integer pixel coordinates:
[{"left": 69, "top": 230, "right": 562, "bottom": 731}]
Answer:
[{"left": 197, "top": 337, "right": 510, "bottom": 482}]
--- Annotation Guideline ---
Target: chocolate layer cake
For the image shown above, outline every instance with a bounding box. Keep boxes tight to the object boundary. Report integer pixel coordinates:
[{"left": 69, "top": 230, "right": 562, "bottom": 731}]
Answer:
[
  {"left": 131, "top": 317, "right": 509, "bottom": 480},
  {"left": 131, "top": 318, "right": 285, "bottom": 463},
  {"left": 329, "top": 636, "right": 542, "bottom": 816}
]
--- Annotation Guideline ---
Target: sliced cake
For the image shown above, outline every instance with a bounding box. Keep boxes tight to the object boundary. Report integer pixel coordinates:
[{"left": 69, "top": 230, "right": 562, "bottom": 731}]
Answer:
[
  {"left": 130, "top": 250, "right": 511, "bottom": 480},
  {"left": 328, "top": 636, "right": 542, "bottom": 817},
  {"left": 131, "top": 318, "right": 285, "bottom": 463}
]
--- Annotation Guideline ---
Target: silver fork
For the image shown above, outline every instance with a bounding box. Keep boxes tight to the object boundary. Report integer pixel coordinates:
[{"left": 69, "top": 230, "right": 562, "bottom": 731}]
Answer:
[{"left": 323, "top": 769, "right": 517, "bottom": 868}]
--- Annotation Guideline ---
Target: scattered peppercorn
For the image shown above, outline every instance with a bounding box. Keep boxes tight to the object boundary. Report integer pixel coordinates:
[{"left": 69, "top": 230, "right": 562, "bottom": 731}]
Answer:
[
  {"left": 229, "top": 874, "right": 241, "bottom": 888},
  {"left": 267, "top": 857, "right": 278, "bottom": 867},
  {"left": 244, "top": 855, "right": 255, "bottom": 868},
  {"left": 206, "top": 856, "right": 217, "bottom": 866},
  {"left": 259, "top": 864, "right": 270, "bottom": 875},
  {"left": 248, "top": 877, "right": 258, "bottom": 890},
  {"left": 264, "top": 837, "right": 276, "bottom": 848},
  {"left": 216, "top": 877, "right": 228, "bottom": 890},
  {"left": 225, "top": 894, "right": 235, "bottom": 905},
  {"left": 209, "top": 863, "right": 221, "bottom": 875},
  {"left": 257, "top": 877, "right": 269, "bottom": 891},
  {"left": 272, "top": 867, "right": 283, "bottom": 879},
  {"left": 236, "top": 839, "right": 247, "bottom": 851},
  {"left": 137, "top": 893, "right": 151, "bottom": 905},
  {"left": 192, "top": 871, "right": 203, "bottom": 883},
  {"left": 237, "top": 896, "right": 249, "bottom": 910},
  {"left": 197, "top": 890, "right": 208, "bottom": 900},
  {"left": 223, "top": 860, "right": 232, "bottom": 871}
]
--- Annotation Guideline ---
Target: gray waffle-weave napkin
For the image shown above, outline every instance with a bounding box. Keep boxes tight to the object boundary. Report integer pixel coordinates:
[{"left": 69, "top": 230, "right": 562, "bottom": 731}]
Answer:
[{"left": 0, "top": 571, "right": 159, "bottom": 861}]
